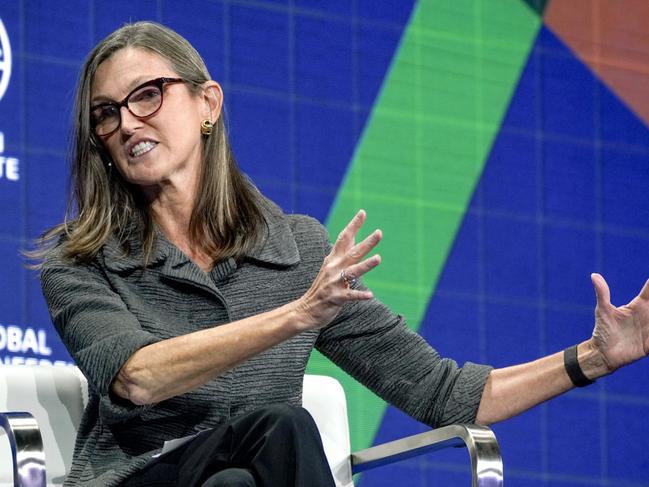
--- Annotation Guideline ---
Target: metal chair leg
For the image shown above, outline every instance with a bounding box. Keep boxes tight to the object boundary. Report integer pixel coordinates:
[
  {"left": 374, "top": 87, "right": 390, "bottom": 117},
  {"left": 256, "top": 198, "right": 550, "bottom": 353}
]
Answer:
[{"left": 0, "top": 412, "right": 46, "bottom": 487}]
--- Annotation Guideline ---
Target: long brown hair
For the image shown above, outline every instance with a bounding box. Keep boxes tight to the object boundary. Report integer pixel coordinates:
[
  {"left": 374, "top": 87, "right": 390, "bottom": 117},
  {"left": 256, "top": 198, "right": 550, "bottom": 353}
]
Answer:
[{"left": 33, "top": 21, "right": 265, "bottom": 265}]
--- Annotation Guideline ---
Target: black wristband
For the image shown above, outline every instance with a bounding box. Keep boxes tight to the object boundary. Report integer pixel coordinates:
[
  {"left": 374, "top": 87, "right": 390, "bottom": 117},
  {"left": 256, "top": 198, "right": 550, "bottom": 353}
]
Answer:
[{"left": 563, "top": 345, "right": 595, "bottom": 387}]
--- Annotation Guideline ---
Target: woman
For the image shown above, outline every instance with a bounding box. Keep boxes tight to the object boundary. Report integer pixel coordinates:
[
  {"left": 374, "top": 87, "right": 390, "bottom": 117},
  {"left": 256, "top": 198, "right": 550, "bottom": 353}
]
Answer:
[{"left": 38, "top": 21, "right": 649, "bottom": 487}]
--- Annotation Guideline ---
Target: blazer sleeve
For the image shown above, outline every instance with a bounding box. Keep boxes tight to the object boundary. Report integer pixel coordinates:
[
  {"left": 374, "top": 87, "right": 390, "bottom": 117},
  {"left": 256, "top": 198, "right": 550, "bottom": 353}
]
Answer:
[
  {"left": 314, "top": 235, "right": 492, "bottom": 428},
  {"left": 40, "top": 256, "right": 162, "bottom": 424}
]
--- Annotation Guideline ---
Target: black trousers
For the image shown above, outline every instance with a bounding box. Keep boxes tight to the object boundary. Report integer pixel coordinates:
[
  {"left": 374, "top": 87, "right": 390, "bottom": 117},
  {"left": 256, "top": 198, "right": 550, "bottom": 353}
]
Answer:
[{"left": 122, "top": 404, "right": 337, "bottom": 487}]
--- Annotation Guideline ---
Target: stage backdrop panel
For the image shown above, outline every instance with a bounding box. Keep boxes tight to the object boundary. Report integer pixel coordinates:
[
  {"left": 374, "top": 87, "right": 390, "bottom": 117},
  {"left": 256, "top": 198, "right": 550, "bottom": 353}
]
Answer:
[{"left": 0, "top": 1, "right": 648, "bottom": 485}]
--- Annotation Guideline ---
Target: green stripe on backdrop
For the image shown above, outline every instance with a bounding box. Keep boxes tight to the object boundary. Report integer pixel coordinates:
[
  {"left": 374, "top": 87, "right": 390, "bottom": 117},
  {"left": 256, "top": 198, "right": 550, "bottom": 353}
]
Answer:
[{"left": 307, "top": 0, "right": 540, "bottom": 452}]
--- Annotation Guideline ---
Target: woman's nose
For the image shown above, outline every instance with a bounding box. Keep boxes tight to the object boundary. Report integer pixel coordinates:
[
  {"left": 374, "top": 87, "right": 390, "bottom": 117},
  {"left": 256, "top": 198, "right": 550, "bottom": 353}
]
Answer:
[{"left": 119, "top": 106, "right": 143, "bottom": 135}]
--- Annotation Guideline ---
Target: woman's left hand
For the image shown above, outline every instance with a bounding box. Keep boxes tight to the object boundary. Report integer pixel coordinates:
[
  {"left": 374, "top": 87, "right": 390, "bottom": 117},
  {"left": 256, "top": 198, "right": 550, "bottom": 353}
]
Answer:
[
  {"left": 476, "top": 273, "right": 649, "bottom": 424},
  {"left": 590, "top": 273, "right": 649, "bottom": 373}
]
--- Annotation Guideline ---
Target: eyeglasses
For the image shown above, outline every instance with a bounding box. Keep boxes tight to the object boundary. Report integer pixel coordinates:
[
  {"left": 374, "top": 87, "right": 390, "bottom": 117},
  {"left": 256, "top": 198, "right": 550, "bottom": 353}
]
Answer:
[{"left": 90, "top": 77, "right": 186, "bottom": 137}]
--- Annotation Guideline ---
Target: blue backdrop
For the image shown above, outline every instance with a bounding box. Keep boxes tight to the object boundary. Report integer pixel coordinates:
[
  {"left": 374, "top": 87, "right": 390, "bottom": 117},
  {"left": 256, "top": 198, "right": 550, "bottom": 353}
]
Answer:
[{"left": 1, "top": 1, "right": 648, "bottom": 486}]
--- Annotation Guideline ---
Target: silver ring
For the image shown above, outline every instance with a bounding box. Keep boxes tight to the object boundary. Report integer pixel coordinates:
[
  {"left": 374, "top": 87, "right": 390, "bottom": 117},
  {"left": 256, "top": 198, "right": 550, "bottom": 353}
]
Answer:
[{"left": 340, "top": 269, "right": 358, "bottom": 288}]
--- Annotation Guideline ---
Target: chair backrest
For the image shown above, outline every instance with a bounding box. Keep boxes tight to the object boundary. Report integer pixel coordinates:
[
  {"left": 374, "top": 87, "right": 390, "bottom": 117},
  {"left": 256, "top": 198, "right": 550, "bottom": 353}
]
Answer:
[
  {"left": 0, "top": 366, "right": 352, "bottom": 487},
  {"left": 302, "top": 374, "right": 353, "bottom": 487},
  {"left": 0, "top": 365, "right": 87, "bottom": 486}
]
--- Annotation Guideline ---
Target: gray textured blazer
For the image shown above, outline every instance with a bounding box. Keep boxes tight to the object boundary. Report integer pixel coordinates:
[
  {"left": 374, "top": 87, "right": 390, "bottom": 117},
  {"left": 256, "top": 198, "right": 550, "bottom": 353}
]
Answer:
[{"left": 41, "top": 202, "right": 492, "bottom": 486}]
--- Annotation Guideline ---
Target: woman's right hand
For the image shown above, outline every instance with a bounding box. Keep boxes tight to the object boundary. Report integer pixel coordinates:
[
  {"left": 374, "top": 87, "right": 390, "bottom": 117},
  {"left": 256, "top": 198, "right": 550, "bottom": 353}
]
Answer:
[{"left": 294, "top": 210, "right": 382, "bottom": 331}]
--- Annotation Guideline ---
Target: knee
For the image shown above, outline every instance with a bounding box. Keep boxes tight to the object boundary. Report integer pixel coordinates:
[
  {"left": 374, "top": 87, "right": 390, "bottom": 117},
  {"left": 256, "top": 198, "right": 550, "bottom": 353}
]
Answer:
[
  {"left": 202, "top": 468, "right": 256, "bottom": 487},
  {"left": 258, "top": 404, "right": 318, "bottom": 436}
]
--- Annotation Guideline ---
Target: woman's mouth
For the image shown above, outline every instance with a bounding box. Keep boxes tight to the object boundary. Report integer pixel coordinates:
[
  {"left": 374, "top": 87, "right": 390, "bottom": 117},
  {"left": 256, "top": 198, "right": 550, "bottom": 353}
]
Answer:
[{"left": 130, "top": 141, "right": 157, "bottom": 157}]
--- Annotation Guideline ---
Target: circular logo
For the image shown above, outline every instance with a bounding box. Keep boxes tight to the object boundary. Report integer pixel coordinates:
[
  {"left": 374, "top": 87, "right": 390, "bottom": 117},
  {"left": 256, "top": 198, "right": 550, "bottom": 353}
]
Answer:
[{"left": 0, "top": 17, "right": 12, "bottom": 102}]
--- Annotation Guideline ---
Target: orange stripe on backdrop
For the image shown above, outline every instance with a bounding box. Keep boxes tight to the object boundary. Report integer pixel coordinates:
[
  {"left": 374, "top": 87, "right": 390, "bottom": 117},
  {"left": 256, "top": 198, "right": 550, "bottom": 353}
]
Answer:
[{"left": 545, "top": 0, "right": 649, "bottom": 126}]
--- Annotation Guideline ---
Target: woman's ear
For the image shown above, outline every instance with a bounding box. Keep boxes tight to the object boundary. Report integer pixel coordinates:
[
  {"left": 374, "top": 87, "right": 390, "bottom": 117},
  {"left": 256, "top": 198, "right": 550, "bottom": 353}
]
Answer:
[{"left": 202, "top": 81, "right": 223, "bottom": 123}]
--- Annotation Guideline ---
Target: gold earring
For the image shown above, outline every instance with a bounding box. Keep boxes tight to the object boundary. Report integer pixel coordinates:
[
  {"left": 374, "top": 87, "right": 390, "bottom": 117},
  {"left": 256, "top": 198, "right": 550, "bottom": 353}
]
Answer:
[{"left": 201, "top": 120, "right": 214, "bottom": 136}]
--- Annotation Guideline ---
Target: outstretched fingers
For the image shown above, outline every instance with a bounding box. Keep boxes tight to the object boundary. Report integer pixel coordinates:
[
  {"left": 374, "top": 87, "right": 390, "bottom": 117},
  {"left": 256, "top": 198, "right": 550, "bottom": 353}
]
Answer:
[
  {"left": 637, "top": 278, "right": 649, "bottom": 301},
  {"left": 332, "top": 210, "right": 366, "bottom": 255},
  {"left": 345, "top": 254, "right": 381, "bottom": 282},
  {"left": 297, "top": 211, "right": 384, "bottom": 330},
  {"left": 347, "top": 229, "right": 382, "bottom": 263},
  {"left": 591, "top": 273, "right": 611, "bottom": 309},
  {"left": 329, "top": 210, "right": 383, "bottom": 300},
  {"left": 341, "top": 254, "right": 382, "bottom": 299}
]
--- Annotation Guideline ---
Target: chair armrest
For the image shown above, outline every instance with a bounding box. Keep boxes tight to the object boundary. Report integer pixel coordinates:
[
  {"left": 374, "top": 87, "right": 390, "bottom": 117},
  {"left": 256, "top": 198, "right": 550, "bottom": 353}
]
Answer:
[
  {"left": 0, "top": 412, "right": 46, "bottom": 487},
  {"left": 350, "top": 424, "right": 502, "bottom": 487}
]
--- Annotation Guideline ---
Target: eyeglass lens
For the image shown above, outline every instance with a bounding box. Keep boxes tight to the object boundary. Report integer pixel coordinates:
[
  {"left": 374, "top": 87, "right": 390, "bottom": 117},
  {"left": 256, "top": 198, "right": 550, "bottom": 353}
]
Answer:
[{"left": 91, "top": 84, "right": 163, "bottom": 136}]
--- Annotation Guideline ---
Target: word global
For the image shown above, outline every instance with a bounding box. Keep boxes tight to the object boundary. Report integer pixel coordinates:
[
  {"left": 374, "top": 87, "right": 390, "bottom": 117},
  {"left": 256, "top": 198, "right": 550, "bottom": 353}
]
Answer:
[{"left": 0, "top": 324, "right": 52, "bottom": 355}]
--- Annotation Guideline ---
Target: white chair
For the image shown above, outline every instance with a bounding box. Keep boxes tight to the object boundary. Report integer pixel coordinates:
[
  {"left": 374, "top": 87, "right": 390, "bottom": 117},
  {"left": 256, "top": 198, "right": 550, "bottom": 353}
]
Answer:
[{"left": 0, "top": 366, "right": 503, "bottom": 486}]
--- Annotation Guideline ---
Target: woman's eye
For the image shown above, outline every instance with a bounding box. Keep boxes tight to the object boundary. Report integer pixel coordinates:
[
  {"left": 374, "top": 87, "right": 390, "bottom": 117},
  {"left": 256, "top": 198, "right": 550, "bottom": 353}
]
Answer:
[
  {"left": 131, "top": 87, "right": 161, "bottom": 103},
  {"left": 92, "top": 105, "right": 118, "bottom": 123}
]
